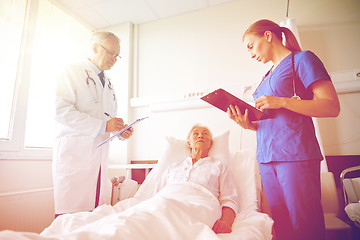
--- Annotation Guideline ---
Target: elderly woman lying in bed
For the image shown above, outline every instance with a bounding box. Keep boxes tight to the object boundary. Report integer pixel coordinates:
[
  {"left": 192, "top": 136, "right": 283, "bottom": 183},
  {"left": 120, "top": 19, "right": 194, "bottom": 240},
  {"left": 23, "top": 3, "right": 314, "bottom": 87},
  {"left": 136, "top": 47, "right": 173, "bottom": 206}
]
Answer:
[
  {"left": 0, "top": 125, "right": 240, "bottom": 240},
  {"left": 152, "top": 125, "right": 240, "bottom": 234}
]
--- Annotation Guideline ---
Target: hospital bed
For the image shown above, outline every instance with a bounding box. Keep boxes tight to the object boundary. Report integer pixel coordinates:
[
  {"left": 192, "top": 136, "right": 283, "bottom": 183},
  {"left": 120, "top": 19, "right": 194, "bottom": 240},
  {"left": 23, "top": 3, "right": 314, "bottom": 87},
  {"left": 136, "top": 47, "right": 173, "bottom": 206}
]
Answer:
[
  {"left": 0, "top": 131, "right": 273, "bottom": 240},
  {"left": 341, "top": 166, "right": 360, "bottom": 229},
  {"left": 110, "top": 131, "right": 273, "bottom": 239}
]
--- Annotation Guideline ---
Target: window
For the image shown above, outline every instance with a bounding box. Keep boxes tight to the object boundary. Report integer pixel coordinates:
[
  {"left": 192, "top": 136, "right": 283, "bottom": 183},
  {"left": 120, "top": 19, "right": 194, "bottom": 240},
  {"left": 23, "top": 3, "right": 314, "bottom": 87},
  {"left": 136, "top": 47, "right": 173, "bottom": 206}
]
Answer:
[
  {"left": 0, "top": 0, "right": 130, "bottom": 159},
  {"left": 0, "top": 0, "right": 28, "bottom": 140},
  {"left": 24, "top": 0, "right": 90, "bottom": 148},
  {"left": 0, "top": 0, "right": 91, "bottom": 157}
]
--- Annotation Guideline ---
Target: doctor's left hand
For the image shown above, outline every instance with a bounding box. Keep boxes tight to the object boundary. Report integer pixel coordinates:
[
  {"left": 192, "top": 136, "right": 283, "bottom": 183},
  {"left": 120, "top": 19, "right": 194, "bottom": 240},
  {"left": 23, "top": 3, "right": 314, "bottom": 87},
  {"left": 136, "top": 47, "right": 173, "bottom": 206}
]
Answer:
[{"left": 120, "top": 124, "right": 133, "bottom": 139}]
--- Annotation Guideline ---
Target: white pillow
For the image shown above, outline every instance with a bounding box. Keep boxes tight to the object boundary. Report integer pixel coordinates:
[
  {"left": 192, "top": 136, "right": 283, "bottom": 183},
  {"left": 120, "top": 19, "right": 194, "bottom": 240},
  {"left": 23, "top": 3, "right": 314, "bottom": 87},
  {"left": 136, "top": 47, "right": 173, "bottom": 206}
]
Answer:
[
  {"left": 135, "top": 131, "right": 230, "bottom": 200},
  {"left": 229, "top": 150, "right": 260, "bottom": 212},
  {"left": 135, "top": 131, "right": 261, "bottom": 214},
  {"left": 156, "top": 131, "right": 260, "bottom": 213},
  {"left": 157, "top": 130, "right": 231, "bottom": 171}
]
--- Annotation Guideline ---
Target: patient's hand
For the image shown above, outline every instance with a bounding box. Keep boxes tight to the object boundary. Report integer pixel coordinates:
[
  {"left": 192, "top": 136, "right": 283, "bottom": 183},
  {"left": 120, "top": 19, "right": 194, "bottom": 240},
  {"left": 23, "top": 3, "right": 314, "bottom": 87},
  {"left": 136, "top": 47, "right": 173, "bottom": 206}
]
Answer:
[
  {"left": 212, "top": 219, "right": 232, "bottom": 234},
  {"left": 212, "top": 206, "right": 235, "bottom": 234}
]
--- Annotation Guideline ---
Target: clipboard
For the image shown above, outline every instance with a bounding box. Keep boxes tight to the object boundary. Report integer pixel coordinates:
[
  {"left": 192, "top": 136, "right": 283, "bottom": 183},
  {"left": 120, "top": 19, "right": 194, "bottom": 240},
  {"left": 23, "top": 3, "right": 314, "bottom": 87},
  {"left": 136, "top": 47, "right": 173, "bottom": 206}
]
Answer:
[
  {"left": 200, "top": 88, "right": 266, "bottom": 121},
  {"left": 96, "top": 117, "right": 149, "bottom": 148}
]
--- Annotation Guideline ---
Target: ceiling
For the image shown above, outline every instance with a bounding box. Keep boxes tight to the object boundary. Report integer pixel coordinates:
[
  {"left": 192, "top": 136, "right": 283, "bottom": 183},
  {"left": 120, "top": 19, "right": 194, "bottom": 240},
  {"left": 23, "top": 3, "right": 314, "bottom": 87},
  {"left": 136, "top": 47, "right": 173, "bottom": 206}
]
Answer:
[{"left": 50, "top": 0, "right": 237, "bottom": 29}]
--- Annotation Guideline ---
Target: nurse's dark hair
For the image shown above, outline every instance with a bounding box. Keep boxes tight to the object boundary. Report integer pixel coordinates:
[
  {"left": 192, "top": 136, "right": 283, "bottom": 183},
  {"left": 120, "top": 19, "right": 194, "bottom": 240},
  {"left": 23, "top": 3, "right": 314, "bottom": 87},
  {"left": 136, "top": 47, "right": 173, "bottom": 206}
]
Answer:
[
  {"left": 243, "top": 19, "right": 302, "bottom": 52},
  {"left": 90, "top": 31, "right": 120, "bottom": 45}
]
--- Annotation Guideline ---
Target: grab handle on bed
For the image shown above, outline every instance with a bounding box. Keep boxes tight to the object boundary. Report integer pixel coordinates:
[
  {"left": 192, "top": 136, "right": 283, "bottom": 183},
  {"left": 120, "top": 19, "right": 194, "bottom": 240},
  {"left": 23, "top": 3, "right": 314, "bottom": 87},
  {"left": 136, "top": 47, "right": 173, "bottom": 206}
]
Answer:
[{"left": 111, "top": 176, "right": 126, "bottom": 186}]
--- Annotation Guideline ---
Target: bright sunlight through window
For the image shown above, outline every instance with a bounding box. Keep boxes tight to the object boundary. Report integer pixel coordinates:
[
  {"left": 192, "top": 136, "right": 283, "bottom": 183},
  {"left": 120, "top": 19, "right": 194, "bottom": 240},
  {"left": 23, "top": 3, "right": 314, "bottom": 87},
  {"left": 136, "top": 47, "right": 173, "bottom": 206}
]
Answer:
[
  {"left": 24, "top": 0, "right": 90, "bottom": 148},
  {"left": 0, "top": 0, "right": 27, "bottom": 140}
]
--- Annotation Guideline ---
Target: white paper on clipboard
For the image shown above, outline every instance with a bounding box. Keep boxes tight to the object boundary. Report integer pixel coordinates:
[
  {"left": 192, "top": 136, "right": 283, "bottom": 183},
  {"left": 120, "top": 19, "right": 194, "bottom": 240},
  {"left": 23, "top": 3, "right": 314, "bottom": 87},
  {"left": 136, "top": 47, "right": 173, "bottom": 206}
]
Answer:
[{"left": 96, "top": 117, "right": 149, "bottom": 148}]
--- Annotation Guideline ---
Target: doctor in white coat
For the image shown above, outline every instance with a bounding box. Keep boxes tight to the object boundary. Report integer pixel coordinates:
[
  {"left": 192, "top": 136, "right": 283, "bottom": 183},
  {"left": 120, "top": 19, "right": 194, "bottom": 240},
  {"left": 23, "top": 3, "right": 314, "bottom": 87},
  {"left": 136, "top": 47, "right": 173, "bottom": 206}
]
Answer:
[{"left": 53, "top": 31, "right": 132, "bottom": 216}]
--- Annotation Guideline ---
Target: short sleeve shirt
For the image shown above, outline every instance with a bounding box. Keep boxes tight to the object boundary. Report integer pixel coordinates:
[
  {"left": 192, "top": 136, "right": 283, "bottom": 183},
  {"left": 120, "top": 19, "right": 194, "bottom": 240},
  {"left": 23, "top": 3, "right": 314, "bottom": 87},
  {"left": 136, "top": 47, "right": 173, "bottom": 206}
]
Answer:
[{"left": 253, "top": 51, "right": 331, "bottom": 163}]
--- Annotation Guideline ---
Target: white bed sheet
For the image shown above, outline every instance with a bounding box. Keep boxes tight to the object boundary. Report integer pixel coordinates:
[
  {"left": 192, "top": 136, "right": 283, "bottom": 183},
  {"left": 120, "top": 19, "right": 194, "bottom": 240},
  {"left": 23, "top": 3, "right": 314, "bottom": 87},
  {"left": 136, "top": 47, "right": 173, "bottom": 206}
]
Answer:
[
  {"left": 0, "top": 133, "right": 273, "bottom": 240},
  {"left": 131, "top": 133, "right": 274, "bottom": 240},
  {"left": 36, "top": 182, "right": 222, "bottom": 240}
]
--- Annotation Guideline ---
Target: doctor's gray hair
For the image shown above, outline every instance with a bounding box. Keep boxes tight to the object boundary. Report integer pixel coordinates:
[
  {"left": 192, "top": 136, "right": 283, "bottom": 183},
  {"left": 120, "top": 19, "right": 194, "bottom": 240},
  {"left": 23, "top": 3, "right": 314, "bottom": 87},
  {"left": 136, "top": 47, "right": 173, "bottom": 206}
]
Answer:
[
  {"left": 186, "top": 124, "right": 213, "bottom": 142},
  {"left": 90, "top": 31, "right": 120, "bottom": 46}
]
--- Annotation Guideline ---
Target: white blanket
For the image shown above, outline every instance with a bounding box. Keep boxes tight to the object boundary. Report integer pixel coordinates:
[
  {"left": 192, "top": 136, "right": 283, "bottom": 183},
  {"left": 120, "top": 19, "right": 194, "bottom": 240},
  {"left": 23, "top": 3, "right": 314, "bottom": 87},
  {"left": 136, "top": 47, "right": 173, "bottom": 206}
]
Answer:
[
  {"left": 0, "top": 182, "right": 224, "bottom": 240},
  {"left": 0, "top": 148, "right": 273, "bottom": 240}
]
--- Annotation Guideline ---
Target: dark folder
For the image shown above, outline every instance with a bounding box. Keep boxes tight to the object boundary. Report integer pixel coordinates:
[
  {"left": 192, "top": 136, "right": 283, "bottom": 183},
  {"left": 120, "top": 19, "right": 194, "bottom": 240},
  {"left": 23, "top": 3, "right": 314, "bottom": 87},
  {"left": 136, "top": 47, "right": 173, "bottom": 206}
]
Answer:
[{"left": 200, "top": 88, "right": 266, "bottom": 121}]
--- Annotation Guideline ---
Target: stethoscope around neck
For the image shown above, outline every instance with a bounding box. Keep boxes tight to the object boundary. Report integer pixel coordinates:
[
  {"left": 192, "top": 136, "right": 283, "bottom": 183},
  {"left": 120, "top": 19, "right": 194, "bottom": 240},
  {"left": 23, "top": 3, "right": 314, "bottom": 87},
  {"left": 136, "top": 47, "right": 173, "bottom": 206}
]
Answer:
[
  {"left": 253, "top": 52, "right": 301, "bottom": 100},
  {"left": 289, "top": 52, "right": 301, "bottom": 100},
  {"left": 85, "top": 69, "right": 115, "bottom": 103}
]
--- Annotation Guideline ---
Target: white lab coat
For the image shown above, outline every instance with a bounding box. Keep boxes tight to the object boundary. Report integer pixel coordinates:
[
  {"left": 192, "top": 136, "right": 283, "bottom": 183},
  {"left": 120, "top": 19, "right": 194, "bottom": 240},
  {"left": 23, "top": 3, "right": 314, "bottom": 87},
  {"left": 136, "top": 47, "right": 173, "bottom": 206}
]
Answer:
[{"left": 53, "top": 60, "right": 117, "bottom": 214}]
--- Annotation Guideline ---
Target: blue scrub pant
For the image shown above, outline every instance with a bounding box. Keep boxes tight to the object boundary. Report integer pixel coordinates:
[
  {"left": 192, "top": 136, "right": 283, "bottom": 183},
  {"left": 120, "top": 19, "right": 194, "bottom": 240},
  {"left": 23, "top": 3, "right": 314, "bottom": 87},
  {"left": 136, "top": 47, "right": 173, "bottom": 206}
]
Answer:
[{"left": 259, "top": 160, "right": 325, "bottom": 240}]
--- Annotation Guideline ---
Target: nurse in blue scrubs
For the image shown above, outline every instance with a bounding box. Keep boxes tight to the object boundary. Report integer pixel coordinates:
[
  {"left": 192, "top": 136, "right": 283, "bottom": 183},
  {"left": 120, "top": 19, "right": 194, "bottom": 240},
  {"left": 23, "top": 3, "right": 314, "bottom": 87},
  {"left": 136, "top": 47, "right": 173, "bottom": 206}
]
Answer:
[{"left": 227, "top": 19, "right": 340, "bottom": 240}]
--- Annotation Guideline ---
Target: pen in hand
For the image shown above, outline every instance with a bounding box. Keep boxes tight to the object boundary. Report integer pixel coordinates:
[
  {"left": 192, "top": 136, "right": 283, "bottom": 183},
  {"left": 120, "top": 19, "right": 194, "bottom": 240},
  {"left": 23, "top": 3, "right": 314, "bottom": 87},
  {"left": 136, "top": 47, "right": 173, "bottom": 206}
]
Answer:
[
  {"left": 104, "top": 112, "right": 113, "bottom": 118},
  {"left": 104, "top": 112, "right": 124, "bottom": 132},
  {"left": 104, "top": 113, "right": 132, "bottom": 137},
  {"left": 104, "top": 112, "right": 125, "bottom": 130}
]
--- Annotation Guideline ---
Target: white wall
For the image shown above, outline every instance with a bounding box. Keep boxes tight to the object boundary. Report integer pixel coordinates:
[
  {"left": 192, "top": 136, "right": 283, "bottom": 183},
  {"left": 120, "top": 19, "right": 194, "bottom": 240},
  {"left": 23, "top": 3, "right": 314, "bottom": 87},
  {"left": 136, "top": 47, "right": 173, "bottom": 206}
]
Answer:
[
  {"left": 127, "top": 0, "right": 360, "bottom": 161},
  {"left": 299, "top": 21, "right": 360, "bottom": 155}
]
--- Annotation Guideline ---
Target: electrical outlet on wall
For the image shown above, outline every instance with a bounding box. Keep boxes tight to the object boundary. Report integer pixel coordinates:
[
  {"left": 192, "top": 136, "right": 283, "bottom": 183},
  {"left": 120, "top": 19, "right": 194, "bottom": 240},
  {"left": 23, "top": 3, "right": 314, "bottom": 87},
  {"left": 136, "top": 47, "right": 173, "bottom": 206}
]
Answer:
[
  {"left": 354, "top": 69, "right": 360, "bottom": 81},
  {"left": 330, "top": 69, "right": 360, "bottom": 93}
]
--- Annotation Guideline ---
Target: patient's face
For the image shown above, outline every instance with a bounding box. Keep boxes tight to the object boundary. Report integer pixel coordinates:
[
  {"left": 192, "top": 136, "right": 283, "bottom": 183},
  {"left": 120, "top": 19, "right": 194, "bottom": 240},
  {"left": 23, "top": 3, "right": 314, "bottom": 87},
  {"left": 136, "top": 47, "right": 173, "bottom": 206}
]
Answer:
[{"left": 188, "top": 127, "right": 213, "bottom": 151}]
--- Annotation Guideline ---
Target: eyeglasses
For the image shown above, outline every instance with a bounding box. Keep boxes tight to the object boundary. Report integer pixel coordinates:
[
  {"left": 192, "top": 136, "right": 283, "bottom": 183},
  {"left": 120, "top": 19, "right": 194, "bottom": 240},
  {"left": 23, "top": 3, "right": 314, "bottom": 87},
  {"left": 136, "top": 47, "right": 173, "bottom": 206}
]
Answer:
[{"left": 100, "top": 44, "right": 121, "bottom": 59}]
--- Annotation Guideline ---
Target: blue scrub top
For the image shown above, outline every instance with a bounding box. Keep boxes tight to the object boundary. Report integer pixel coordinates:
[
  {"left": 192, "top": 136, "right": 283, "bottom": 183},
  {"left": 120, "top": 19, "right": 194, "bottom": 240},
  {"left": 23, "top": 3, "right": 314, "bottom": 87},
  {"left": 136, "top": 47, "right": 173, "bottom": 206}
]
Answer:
[{"left": 253, "top": 51, "right": 331, "bottom": 163}]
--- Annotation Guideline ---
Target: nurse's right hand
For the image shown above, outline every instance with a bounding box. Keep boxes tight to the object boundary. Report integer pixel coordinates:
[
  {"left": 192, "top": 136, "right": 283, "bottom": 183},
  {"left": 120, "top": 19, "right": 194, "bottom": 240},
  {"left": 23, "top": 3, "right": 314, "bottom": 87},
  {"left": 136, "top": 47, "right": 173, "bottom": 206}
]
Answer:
[
  {"left": 105, "top": 118, "right": 125, "bottom": 132},
  {"left": 227, "top": 105, "right": 257, "bottom": 131}
]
